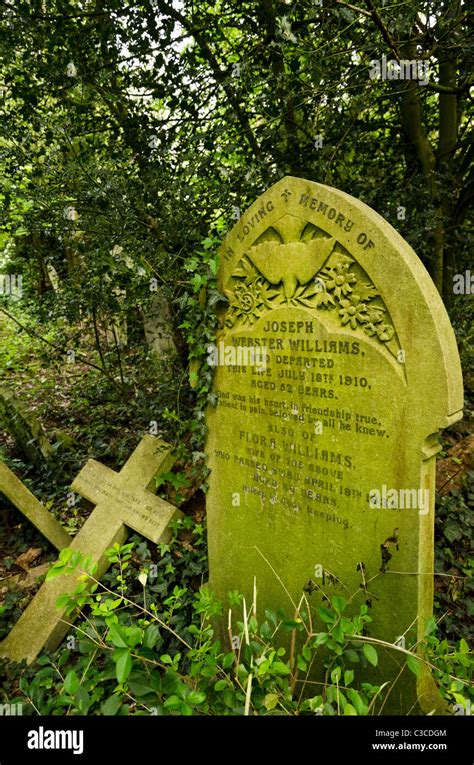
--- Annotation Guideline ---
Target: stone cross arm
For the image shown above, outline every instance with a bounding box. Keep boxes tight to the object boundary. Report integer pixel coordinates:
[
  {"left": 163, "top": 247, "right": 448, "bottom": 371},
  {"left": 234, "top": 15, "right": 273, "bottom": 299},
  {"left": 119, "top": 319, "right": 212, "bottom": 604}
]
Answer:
[{"left": 0, "top": 462, "right": 71, "bottom": 551}]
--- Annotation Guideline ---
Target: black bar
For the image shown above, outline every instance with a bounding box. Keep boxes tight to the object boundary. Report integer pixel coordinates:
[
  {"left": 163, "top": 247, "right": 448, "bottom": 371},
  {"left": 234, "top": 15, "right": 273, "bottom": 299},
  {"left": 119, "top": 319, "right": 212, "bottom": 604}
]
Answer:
[{"left": 0, "top": 714, "right": 472, "bottom": 763}]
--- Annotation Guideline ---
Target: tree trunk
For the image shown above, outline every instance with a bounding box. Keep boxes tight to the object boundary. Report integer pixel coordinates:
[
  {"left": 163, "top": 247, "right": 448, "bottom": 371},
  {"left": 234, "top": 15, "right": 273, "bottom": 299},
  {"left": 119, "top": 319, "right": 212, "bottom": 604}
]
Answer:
[
  {"left": 437, "top": 57, "right": 458, "bottom": 307},
  {"left": 399, "top": 41, "right": 444, "bottom": 295}
]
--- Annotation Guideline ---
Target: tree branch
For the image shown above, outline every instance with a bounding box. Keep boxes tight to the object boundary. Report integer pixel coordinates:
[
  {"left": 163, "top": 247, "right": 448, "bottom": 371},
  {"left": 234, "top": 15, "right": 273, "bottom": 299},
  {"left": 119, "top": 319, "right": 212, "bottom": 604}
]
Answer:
[
  {"left": 364, "top": 0, "right": 401, "bottom": 61},
  {"left": 150, "top": 0, "right": 262, "bottom": 161},
  {"left": 364, "top": 0, "right": 469, "bottom": 96},
  {"left": 336, "top": 0, "right": 371, "bottom": 17}
]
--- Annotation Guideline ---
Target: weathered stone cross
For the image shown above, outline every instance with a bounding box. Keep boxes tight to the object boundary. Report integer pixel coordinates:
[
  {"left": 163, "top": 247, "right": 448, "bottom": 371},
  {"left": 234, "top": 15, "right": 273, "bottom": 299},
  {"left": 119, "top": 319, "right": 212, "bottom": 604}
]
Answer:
[
  {"left": 0, "top": 436, "right": 182, "bottom": 664},
  {"left": 0, "top": 462, "right": 71, "bottom": 551}
]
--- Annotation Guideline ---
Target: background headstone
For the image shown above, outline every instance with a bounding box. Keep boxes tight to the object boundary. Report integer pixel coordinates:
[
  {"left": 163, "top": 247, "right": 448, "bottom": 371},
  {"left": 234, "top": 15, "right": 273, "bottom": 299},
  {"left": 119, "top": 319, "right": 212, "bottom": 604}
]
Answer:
[
  {"left": 0, "top": 387, "right": 52, "bottom": 466},
  {"left": 206, "top": 176, "right": 463, "bottom": 714},
  {"left": 142, "top": 291, "right": 176, "bottom": 358}
]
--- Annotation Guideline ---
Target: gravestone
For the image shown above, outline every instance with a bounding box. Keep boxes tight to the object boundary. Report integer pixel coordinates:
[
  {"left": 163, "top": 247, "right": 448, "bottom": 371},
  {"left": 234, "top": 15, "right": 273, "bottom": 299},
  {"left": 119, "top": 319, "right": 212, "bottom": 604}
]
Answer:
[
  {"left": 0, "top": 388, "right": 53, "bottom": 466},
  {"left": 143, "top": 292, "right": 176, "bottom": 358},
  {"left": 0, "top": 435, "right": 182, "bottom": 664},
  {"left": 206, "top": 176, "right": 463, "bottom": 714},
  {"left": 0, "top": 462, "right": 71, "bottom": 550}
]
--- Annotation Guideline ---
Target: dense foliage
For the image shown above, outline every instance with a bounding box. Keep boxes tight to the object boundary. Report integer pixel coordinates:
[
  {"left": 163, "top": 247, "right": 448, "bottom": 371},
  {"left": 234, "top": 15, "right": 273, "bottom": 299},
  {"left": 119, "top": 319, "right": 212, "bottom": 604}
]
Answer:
[{"left": 0, "top": 0, "right": 472, "bottom": 717}]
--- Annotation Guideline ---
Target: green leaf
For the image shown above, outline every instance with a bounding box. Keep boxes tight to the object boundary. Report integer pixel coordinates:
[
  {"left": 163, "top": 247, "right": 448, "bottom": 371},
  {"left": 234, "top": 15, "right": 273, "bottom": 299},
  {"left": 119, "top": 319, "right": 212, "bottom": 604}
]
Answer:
[
  {"left": 264, "top": 693, "right": 279, "bottom": 711},
  {"left": 424, "top": 617, "right": 436, "bottom": 636},
  {"left": 313, "top": 632, "right": 329, "bottom": 646},
  {"left": 406, "top": 654, "right": 421, "bottom": 677},
  {"left": 344, "top": 670, "right": 355, "bottom": 686},
  {"left": 344, "top": 703, "right": 358, "bottom": 715},
  {"left": 223, "top": 688, "right": 237, "bottom": 708},
  {"left": 331, "top": 596, "right": 346, "bottom": 615},
  {"left": 187, "top": 691, "right": 206, "bottom": 705},
  {"left": 143, "top": 624, "right": 160, "bottom": 649},
  {"left": 345, "top": 649, "right": 359, "bottom": 663},
  {"left": 163, "top": 695, "right": 182, "bottom": 709},
  {"left": 363, "top": 644, "right": 378, "bottom": 667},
  {"left": 56, "top": 593, "right": 72, "bottom": 610},
  {"left": 45, "top": 561, "right": 66, "bottom": 581},
  {"left": 127, "top": 626, "right": 143, "bottom": 648},
  {"left": 108, "top": 623, "right": 129, "bottom": 648},
  {"left": 264, "top": 608, "right": 277, "bottom": 626},
  {"left": 347, "top": 688, "right": 367, "bottom": 715},
  {"left": 302, "top": 644, "right": 312, "bottom": 661},
  {"left": 444, "top": 520, "right": 462, "bottom": 542},
  {"left": 101, "top": 694, "right": 122, "bottom": 716},
  {"left": 331, "top": 666, "right": 342, "bottom": 684},
  {"left": 222, "top": 652, "right": 235, "bottom": 669},
  {"left": 318, "top": 606, "right": 335, "bottom": 624},
  {"left": 161, "top": 670, "right": 179, "bottom": 695},
  {"left": 74, "top": 686, "right": 90, "bottom": 714},
  {"left": 297, "top": 655, "right": 308, "bottom": 672},
  {"left": 128, "top": 680, "right": 156, "bottom": 697},
  {"left": 115, "top": 649, "right": 132, "bottom": 684},
  {"left": 272, "top": 661, "right": 291, "bottom": 676},
  {"left": 63, "top": 670, "right": 79, "bottom": 696}
]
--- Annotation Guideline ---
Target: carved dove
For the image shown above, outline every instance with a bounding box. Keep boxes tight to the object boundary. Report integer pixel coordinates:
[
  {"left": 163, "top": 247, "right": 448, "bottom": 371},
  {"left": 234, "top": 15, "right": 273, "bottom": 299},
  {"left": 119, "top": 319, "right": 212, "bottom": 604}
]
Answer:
[{"left": 246, "top": 237, "right": 334, "bottom": 299}]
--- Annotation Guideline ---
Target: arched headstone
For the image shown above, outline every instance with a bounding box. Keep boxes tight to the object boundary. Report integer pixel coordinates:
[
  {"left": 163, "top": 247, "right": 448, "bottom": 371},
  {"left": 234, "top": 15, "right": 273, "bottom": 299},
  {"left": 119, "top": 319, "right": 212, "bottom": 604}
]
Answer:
[{"left": 205, "top": 176, "right": 463, "bottom": 714}]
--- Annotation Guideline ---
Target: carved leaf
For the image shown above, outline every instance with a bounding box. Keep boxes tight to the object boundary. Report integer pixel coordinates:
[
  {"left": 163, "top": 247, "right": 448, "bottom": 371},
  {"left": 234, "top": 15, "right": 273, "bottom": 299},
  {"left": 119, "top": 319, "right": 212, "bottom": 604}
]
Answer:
[{"left": 357, "top": 283, "right": 379, "bottom": 301}]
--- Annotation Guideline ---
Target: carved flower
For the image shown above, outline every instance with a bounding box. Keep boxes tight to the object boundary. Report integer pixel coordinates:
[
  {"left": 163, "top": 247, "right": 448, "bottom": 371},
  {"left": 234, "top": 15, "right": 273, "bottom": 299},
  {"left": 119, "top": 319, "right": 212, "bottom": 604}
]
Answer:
[
  {"left": 323, "top": 262, "right": 357, "bottom": 299},
  {"left": 366, "top": 306, "right": 385, "bottom": 324},
  {"left": 364, "top": 323, "right": 378, "bottom": 337},
  {"left": 225, "top": 279, "right": 276, "bottom": 325},
  {"left": 375, "top": 324, "right": 394, "bottom": 342},
  {"left": 365, "top": 324, "right": 394, "bottom": 342},
  {"left": 234, "top": 282, "right": 262, "bottom": 319},
  {"left": 338, "top": 295, "right": 368, "bottom": 329},
  {"left": 364, "top": 305, "right": 394, "bottom": 341}
]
